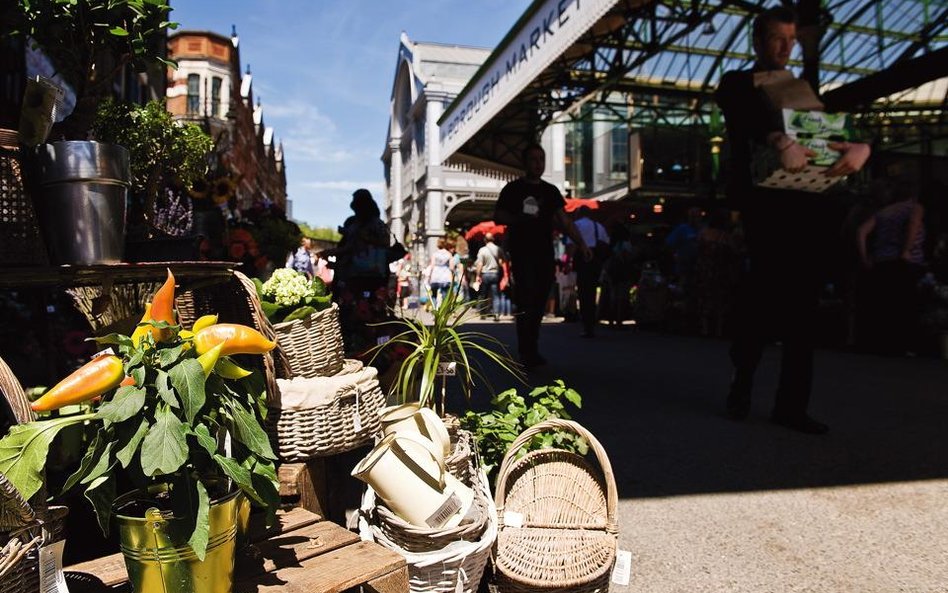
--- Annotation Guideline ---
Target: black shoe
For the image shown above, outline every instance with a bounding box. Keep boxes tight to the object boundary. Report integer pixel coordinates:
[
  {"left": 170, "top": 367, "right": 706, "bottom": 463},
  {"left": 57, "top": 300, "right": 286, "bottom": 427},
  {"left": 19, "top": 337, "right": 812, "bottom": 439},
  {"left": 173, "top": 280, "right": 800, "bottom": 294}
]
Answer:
[
  {"left": 521, "top": 354, "right": 547, "bottom": 370},
  {"left": 770, "top": 413, "right": 829, "bottom": 435}
]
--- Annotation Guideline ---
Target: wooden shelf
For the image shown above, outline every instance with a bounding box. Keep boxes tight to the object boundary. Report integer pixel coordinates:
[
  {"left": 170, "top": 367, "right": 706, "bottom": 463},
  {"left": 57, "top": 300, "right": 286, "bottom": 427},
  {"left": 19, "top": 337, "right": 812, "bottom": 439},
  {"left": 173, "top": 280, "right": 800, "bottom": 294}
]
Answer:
[{"left": 0, "top": 261, "right": 238, "bottom": 289}]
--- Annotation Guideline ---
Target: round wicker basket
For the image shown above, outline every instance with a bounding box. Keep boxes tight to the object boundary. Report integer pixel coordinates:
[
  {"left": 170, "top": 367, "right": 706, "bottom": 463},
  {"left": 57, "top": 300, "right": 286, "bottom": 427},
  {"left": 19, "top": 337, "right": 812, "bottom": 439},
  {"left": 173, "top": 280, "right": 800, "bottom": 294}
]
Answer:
[
  {"left": 272, "top": 304, "right": 345, "bottom": 378},
  {"left": 493, "top": 419, "right": 618, "bottom": 593}
]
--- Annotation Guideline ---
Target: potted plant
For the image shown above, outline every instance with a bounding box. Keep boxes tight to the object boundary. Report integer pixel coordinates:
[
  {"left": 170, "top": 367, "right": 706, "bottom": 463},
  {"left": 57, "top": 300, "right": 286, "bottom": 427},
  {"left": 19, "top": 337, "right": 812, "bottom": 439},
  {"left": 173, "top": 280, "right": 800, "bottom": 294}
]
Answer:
[
  {"left": 92, "top": 98, "right": 214, "bottom": 247},
  {"left": 0, "top": 271, "right": 280, "bottom": 593},
  {"left": 5, "top": 0, "right": 177, "bottom": 263},
  {"left": 372, "top": 287, "right": 523, "bottom": 416}
]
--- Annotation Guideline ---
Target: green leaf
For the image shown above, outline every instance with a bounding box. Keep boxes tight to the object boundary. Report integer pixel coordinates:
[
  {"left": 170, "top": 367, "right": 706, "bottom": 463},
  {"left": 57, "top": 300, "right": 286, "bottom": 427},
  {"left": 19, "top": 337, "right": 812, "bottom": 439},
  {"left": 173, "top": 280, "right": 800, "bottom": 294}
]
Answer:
[
  {"left": 564, "top": 388, "right": 582, "bottom": 408},
  {"left": 88, "top": 333, "right": 133, "bottom": 348},
  {"left": 188, "top": 481, "right": 210, "bottom": 561},
  {"left": 96, "top": 386, "right": 145, "bottom": 426},
  {"left": 250, "top": 461, "right": 280, "bottom": 527},
  {"left": 0, "top": 415, "right": 93, "bottom": 501},
  {"left": 116, "top": 418, "right": 150, "bottom": 468},
  {"left": 158, "top": 344, "right": 186, "bottom": 367},
  {"left": 213, "top": 455, "right": 262, "bottom": 504},
  {"left": 191, "top": 424, "right": 218, "bottom": 457},
  {"left": 283, "top": 305, "right": 315, "bottom": 323},
  {"left": 80, "top": 441, "right": 114, "bottom": 485},
  {"left": 62, "top": 432, "right": 102, "bottom": 494},
  {"left": 129, "top": 365, "right": 145, "bottom": 387},
  {"left": 140, "top": 405, "right": 188, "bottom": 476},
  {"left": 229, "top": 402, "right": 276, "bottom": 460},
  {"left": 155, "top": 369, "right": 178, "bottom": 408},
  {"left": 85, "top": 474, "right": 116, "bottom": 536},
  {"left": 169, "top": 359, "right": 206, "bottom": 423}
]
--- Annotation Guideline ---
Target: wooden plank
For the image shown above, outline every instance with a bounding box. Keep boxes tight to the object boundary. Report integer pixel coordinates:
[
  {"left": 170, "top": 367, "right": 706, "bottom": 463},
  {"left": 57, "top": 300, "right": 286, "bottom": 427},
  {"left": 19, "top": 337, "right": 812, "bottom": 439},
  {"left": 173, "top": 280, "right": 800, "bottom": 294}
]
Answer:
[
  {"left": 246, "top": 506, "right": 322, "bottom": 543},
  {"left": 235, "top": 541, "right": 407, "bottom": 593},
  {"left": 236, "top": 520, "right": 360, "bottom": 581},
  {"left": 364, "top": 565, "right": 411, "bottom": 593},
  {"left": 65, "top": 507, "right": 324, "bottom": 587},
  {"left": 278, "top": 460, "right": 328, "bottom": 517}
]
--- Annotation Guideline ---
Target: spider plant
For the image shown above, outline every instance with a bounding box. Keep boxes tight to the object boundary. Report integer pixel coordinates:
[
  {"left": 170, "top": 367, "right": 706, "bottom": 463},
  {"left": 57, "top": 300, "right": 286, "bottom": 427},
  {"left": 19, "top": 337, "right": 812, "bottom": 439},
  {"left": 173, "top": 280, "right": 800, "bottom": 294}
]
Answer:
[{"left": 371, "top": 288, "right": 524, "bottom": 415}]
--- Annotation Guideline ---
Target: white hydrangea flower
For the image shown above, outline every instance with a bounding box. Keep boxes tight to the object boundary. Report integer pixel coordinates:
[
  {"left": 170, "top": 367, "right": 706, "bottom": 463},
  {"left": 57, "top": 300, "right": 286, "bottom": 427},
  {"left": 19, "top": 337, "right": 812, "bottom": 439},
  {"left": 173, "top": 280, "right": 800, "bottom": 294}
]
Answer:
[{"left": 261, "top": 269, "right": 316, "bottom": 307}]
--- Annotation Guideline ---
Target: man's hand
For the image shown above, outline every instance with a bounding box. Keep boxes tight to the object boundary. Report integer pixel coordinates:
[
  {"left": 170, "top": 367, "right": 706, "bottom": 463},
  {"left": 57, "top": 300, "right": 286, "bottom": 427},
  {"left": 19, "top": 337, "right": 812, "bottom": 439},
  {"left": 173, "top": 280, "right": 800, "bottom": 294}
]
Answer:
[
  {"left": 824, "top": 142, "right": 870, "bottom": 177},
  {"left": 780, "top": 141, "right": 817, "bottom": 173}
]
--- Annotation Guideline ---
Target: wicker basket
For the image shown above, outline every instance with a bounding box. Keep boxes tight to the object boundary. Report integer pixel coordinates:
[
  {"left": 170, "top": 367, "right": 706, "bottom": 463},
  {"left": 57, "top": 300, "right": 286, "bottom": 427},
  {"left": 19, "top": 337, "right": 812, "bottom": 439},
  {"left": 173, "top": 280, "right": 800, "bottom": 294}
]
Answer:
[
  {"left": 267, "top": 360, "right": 386, "bottom": 459},
  {"left": 0, "top": 129, "right": 48, "bottom": 267},
  {"left": 493, "top": 419, "right": 618, "bottom": 593},
  {"left": 373, "top": 467, "right": 490, "bottom": 553},
  {"left": 360, "top": 470, "right": 496, "bottom": 593},
  {"left": 272, "top": 304, "right": 345, "bottom": 378},
  {"left": 444, "top": 428, "right": 475, "bottom": 486}
]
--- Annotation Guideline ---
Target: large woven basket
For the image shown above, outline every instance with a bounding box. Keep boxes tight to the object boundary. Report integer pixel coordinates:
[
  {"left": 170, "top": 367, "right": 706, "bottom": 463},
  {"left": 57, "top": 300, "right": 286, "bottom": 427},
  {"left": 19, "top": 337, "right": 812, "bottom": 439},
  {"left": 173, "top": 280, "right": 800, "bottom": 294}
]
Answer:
[
  {"left": 373, "top": 465, "right": 490, "bottom": 553},
  {"left": 444, "top": 427, "right": 476, "bottom": 486},
  {"left": 493, "top": 419, "right": 618, "bottom": 593},
  {"left": 272, "top": 304, "right": 345, "bottom": 378},
  {"left": 0, "top": 129, "right": 48, "bottom": 267},
  {"left": 267, "top": 360, "right": 385, "bottom": 459},
  {"left": 360, "top": 470, "right": 497, "bottom": 593}
]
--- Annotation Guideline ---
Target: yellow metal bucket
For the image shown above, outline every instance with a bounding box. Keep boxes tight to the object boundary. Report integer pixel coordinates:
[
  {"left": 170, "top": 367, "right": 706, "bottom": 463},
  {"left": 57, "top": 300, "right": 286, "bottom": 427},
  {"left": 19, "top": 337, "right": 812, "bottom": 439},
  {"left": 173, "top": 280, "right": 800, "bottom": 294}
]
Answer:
[{"left": 115, "top": 489, "right": 243, "bottom": 593}]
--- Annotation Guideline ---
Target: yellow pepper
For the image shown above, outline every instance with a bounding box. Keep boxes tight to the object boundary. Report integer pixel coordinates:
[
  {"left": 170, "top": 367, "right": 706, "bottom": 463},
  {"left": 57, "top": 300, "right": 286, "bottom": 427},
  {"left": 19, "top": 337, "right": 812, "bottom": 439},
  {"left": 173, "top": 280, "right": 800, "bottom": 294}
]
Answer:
[
  {"left": 191, "top": 314, "right": 218, "bottom": 333},
  {"left": 214, "top": 357, "right": 253, "bottom": 379},
  {"left": 31, "top": 354, "right": 125, "bottom": 412},
  {"left": 196, "top": 342, "right": 224, "bottom": 377},
  {"left": 193, "top": 324, "right": 275, "bottom": 356},
  {"left": 130, "top": 303, "right": 153, "bottom": 348}
]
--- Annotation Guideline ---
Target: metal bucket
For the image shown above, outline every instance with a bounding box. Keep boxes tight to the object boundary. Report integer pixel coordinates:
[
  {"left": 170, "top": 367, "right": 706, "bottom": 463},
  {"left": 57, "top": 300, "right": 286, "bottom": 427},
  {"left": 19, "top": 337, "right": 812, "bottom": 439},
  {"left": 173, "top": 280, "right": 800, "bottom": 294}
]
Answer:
[
  {"left": 114, "top": 489, "right": 242, "bottom": 593},
  {"left": 32, "top": 141, "right": 128, "bottom": 264}
]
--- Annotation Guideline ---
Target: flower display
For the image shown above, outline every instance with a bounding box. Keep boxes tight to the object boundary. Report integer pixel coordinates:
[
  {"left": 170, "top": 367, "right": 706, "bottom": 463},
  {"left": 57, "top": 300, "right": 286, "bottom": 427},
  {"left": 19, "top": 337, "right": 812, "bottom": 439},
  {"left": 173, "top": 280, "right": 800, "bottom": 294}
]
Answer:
[{"left": 254, "top": 269, "right": 331, "bottom": 324}]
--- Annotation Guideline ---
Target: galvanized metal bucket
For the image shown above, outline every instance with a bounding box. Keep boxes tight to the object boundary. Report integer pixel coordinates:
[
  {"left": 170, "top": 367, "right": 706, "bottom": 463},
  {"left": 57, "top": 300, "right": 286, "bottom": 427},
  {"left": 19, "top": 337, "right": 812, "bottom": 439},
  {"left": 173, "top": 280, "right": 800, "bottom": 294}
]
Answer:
[
  {"left": 114, "top": 489, "right": 242, "bottom": 593},
  {"left": 32, "top": 141, "right": 129, "bottom": 264}
]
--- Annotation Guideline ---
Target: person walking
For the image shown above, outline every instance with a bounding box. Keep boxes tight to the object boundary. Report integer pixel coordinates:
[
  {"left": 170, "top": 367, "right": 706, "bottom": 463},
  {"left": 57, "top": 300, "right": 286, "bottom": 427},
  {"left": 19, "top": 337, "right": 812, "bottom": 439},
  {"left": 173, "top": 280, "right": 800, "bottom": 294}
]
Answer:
[
  {"left": 286, "top": 236, "right": 315, "bottom": 279},
  {"left": 572, "top": 206, "right": 609, "bottom": 337},
  {"left": 715, "top": 6, "right": 870, "bottom": 434},
  {"left": 494, "top": 142, "right": 591, "bottom": 369},
  {"left": 428, "top": 237, "right": 455, "bottom": 309},
  {"left": 474, "top": 232, "right": 505, "bottom": 320}
]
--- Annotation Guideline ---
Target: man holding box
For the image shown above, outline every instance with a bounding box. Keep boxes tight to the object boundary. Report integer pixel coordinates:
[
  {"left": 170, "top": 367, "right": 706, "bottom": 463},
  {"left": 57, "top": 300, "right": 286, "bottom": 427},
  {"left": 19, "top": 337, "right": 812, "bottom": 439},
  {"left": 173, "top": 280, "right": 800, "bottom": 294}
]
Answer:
[{"left": 715, "top": 6, "right": 870, "bottom": 434}]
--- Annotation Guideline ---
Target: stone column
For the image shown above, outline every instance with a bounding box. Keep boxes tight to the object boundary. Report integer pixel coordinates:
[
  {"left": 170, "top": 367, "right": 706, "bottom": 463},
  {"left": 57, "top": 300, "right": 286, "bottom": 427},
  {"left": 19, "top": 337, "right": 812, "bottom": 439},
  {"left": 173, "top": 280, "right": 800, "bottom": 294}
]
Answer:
[
  {"left": 388, "top": 137, "right": 404, "bottom": 242},
  {"left": 426, "top": 189, "right": 444, "bottom": 255}
]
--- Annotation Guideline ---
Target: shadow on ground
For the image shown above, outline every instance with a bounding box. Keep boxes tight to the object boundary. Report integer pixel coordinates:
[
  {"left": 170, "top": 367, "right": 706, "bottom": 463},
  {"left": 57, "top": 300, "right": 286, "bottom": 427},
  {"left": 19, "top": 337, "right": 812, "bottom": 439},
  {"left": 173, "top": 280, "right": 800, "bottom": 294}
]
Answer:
[{"left": 456, "top": 319, "right": 948, "bottom": 499}]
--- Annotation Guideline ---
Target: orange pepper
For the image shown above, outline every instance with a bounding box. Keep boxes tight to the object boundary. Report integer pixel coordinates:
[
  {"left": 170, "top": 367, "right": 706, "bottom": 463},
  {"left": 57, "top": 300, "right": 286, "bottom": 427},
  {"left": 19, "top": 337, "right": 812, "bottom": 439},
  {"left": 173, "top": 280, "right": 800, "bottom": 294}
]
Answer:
[
  {"left": 192, "top": 324, "right": 275, "bottom": 356},
  {"left": 149, "top": 269, "right": 177, "bottom": 342},
  {"left": 31, "top": 354, "right": 125, "bottom": 412}
]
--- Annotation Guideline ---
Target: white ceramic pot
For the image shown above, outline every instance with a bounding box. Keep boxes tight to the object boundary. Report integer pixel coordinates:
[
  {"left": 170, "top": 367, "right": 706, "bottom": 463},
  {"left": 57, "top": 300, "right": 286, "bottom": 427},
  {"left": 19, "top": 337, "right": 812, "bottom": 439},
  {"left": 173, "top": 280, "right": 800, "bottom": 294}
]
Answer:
[
  {"left": 351, "top": 433, "right": 474, "bottom": 529},
  {"left": 378, "top": 403, "right": 451, "bottom": 458}
]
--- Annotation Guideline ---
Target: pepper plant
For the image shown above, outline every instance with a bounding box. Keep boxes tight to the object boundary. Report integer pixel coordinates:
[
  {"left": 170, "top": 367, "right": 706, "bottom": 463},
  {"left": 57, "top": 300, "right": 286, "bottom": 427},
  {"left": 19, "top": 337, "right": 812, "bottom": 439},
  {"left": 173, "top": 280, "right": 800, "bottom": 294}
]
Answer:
[{"left": 0, "top": 271, "right": 280, "bottom": 560}]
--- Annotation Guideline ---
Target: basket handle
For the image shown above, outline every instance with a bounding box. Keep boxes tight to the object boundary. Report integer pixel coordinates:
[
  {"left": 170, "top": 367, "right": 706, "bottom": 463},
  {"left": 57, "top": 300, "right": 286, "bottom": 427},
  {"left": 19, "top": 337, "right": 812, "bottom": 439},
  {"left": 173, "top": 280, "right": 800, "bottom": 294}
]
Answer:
[
  {"left": 232, "top": 271, "right": 288, "bottom": 402},
  {"left": 493, "top": 418, "right": 618, "bottom": 534}
]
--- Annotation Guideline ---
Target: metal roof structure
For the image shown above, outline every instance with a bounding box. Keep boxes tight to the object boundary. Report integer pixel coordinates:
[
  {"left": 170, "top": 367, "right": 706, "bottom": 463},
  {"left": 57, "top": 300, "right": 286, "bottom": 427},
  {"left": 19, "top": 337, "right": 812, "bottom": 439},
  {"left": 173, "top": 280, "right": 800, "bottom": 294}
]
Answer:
[{"left": 439, "top": 0, "right": 948, "bottom": 172}]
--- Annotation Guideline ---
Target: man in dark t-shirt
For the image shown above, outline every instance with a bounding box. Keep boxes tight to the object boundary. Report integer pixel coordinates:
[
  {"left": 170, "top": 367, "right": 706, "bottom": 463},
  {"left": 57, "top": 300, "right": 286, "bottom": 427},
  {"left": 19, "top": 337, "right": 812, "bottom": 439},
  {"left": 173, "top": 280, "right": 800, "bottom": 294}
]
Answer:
[
  {"left": 715, "top": 7, "right": 869, "bottom": 435},
  {"left": 494, "top": 143, "right": 590, "bottom": 368}
]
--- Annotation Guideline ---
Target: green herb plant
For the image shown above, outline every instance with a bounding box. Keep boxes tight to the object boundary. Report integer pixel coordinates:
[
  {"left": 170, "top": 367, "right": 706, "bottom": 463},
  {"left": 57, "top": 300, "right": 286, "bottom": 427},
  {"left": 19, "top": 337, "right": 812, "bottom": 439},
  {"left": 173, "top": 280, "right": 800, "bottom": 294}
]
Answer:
[
  {"left": 460, "top": 380, "right": 586, "bottom": 479},
  {"left": 372, "top": 287, "right": 523, "bottom": 414},
  {"left": 253, "top": 269, "right": 332, "bottom": 324},
  {"left": 0, "top": 317, "right": 280, "bottom": 561},
  {"left": 93, "top": 98, "right": 214, "bottom": 232}
]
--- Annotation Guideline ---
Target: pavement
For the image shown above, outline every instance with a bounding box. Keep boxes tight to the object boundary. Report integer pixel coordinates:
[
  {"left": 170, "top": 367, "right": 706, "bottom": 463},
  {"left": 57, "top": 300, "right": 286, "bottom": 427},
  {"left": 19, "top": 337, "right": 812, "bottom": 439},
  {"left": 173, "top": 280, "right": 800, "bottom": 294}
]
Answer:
[{"left": 452, "top": 315, "right": 948, "bottom": 593}]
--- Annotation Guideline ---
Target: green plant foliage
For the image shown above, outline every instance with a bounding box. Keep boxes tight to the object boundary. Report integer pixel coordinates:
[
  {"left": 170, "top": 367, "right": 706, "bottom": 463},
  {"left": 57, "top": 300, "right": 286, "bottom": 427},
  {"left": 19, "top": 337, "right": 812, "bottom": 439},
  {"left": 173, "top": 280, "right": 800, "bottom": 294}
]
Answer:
[
  {"left": 5, "top": 0, "right": 177, "bottom": 138},
  {"left": 371, "top": 288, "right": 524, "bottom": 412},
  {"left": 297, "top": 222, "right": 342, "bottom": 243},
  {"left": 0, "top": 320, "right": 279, "bottom": 561},
  {"left": 460, "top": 380, "right": 586, "bottom": 479},
  {"left": 93, "top": 98, "right": 213, "bottom": 197}
]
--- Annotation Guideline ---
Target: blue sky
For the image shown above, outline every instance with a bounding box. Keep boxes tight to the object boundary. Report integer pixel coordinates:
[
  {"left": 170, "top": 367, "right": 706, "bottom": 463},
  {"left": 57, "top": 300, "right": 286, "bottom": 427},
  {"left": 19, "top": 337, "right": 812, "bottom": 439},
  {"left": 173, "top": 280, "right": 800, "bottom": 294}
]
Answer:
[{"left": 170, "top": 0, "right": 531, "bottom": 229}]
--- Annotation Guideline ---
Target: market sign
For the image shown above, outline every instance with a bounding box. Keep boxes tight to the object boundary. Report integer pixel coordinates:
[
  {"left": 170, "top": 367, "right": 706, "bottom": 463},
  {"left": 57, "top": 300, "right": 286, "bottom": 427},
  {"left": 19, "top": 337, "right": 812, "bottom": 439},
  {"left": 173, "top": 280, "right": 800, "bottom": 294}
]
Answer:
[{"left": 438, "top": 0, "right": 621, "bottom": 161}]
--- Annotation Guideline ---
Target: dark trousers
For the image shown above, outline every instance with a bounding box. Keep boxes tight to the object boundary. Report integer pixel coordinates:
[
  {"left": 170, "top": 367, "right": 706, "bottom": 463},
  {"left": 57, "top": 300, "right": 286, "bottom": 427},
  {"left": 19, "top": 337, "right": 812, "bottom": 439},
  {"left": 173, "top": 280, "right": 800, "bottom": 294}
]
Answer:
[
  {"left": 480, "top": 271, "right": 501, "bottom": 316},
  {"left": 511, "top": 254, "right": 554, "bottom": 359},
  {"left": 575, "top": 256, "right": 603, "bottom": 333},
  {"left": 730, "top": 191, "right": 820, "bottom": 419}
]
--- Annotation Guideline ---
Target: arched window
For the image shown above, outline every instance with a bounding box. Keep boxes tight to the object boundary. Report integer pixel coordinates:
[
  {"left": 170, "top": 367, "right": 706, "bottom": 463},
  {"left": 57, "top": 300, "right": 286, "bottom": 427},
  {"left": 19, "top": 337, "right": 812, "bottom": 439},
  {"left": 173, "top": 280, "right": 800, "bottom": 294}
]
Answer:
[{"left": 187, "top": 74, "right": 200, "bottom": 114}]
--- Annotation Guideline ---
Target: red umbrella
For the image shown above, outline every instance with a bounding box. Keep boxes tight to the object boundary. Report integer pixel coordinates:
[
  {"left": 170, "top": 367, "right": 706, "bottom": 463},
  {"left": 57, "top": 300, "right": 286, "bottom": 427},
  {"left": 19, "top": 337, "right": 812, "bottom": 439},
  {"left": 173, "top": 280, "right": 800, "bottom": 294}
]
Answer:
[
  {"left": 464, "top": 221, "right": 506, "bottom": 242},
  {"left": 564, "top": 198, "right": 600, "bottom": 213}
]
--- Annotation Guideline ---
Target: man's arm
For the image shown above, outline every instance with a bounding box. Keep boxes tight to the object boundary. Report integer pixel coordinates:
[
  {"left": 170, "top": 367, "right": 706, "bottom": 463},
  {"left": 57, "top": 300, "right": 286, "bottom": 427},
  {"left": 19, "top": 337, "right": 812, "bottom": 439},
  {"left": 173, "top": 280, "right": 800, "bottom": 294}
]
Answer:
[
  {"left": 902, "top": 203, "right": 924, "bottom": 262},
  {"left": 494, "top": 184, "right": 517, "bottom": 225},
  {"left": 555, "top": 209, "right": 591, "bottom": 261}
]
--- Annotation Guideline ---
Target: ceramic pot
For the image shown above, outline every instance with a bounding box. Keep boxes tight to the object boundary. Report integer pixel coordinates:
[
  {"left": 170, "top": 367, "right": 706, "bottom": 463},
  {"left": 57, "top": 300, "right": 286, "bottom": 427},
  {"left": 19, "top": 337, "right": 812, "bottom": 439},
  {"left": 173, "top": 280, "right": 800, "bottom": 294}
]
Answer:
[{"left": 378, "top": 403, "right": 451, "bottom": 458}]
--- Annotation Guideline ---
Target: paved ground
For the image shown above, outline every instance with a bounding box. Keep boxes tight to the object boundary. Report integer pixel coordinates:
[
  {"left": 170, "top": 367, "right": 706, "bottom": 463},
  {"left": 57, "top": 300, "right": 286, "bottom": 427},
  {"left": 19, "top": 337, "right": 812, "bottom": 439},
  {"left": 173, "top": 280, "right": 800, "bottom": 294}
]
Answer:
[{"left": 456, "top": 317, "right": 948, "bottom": 593}]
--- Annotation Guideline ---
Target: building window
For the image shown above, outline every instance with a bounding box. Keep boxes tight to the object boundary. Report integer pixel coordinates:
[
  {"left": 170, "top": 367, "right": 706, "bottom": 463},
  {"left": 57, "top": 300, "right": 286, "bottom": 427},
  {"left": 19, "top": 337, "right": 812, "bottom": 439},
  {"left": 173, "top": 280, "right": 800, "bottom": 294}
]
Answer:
[
  {"left": 610, "top": 126, "right": 628, "bottom": 178},
  {"left": 187, "top": 74, "right": 200, "bottom": 114},
  {"left": 211, "top": 77, "right": 222, "bottom": 118}
]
